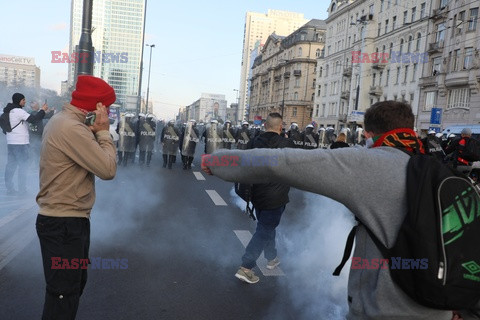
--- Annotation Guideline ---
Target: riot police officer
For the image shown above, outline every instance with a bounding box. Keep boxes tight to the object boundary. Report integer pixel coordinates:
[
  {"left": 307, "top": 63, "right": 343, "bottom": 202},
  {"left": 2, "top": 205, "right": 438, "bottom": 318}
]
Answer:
[
  {"left": 180, "top": 119, "right": 200, "bottom": 170},
  {"left": 139, "top": 114, "right": 157, "bottom": 167},
  {"left": 302, "top": 124, "right": 319, "bottom": 149},
  {"left": 161, "top": 120, "right": 180, "bottom": 169}
]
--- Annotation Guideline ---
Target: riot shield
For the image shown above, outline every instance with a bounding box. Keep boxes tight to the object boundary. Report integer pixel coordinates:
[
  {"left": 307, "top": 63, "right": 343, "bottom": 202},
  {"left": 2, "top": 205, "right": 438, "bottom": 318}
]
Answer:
[
  {"left": 139, "top": 118, "right": 156, "bottom": 152},
  {"left": 236, "top": 127, "right": 251, "bottom": 150},
  {"left": 181, "top": 122, "right": 199, "bottom": 157},
  {"left": 205, "top": 122, "right": 224, "bottom": 154},
  {"left": 118, "top": 115, "right": 136, "bottom": 152},
  {"left": 303, "top": 130, "right": 319, "bottom": 149},
  {"left": 223, "top": 123, "right": 236, "bottom": 149},
  {"left": 162, "top": 125, "right": 180, "bottom": 156}
]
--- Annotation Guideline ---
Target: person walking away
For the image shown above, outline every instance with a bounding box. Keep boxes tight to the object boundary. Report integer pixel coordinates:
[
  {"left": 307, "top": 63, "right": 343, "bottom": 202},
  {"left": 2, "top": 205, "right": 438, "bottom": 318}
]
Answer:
[{"left": 233, "top": 112, "right": 295, "bottom": 284}]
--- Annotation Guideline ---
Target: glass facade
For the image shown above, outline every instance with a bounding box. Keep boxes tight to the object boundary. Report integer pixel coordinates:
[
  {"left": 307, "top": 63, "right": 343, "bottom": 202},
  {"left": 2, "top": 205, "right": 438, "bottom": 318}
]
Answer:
[{"left": 69, "top": 0, "right": 146, "bottom": 105}]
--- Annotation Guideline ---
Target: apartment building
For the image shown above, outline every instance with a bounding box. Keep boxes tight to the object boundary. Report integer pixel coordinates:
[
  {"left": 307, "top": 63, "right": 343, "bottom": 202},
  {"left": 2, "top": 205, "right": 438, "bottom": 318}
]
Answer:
[
  {"left": 0, "top": 54, "right": 41, "bottom": 89},
  {"left": 313, "top": 0, "right": 430, "bottom": 130},
  {"left": 417, "top": 0, "right": 480, "bottom": 131},
  {"left": 248, "top": 19, "right": 326, "bottom": 129},
  {"left": 239, "top": 10, "right": 309, "bottom": 122}
]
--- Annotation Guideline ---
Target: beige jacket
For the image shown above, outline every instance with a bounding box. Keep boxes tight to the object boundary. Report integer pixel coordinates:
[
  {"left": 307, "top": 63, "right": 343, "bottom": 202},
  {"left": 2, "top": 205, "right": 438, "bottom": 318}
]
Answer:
[{"left": 36, "top": 104, "right": 117, "bottom": 218}]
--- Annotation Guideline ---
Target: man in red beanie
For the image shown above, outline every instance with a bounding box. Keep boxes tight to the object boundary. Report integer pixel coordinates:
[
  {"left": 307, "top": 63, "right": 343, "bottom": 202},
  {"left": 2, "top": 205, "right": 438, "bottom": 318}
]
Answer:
[{"left": 36, "top": 75, "right": 117, "bottom": 319}]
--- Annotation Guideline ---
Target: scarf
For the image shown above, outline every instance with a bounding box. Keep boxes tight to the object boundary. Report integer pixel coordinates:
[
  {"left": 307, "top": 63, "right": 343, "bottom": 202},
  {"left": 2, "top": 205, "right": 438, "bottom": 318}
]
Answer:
[{"left": 372, "top": 128, "right": 425, "bottom": 154}]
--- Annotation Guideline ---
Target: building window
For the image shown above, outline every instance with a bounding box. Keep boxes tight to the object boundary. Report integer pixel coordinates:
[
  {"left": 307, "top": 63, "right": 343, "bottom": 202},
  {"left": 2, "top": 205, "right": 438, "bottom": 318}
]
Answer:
[
  {"left": 396, "top": 67, "right": 400, "bottom": 84},
  {"left": 458, "top": 11, "right": 465, "bottom": 36},
  {"left": 324, "top": 84, "right": 327, "bottom": 97},
  {"left": 436, "top": 22, "right": 446, "bottom": 42},
  {"left": 322, "top": 104, "right": 326, "bottom": 117},
  {"left": 318, "top": 85, "right": 321, "bottom": 96},
  {"left": 411, "top": 7, "right": 416, "bottom": 22},
  {"left": 420, "top": 3, "right": 426, "bottom": 19},
  {"left": 403, "top": 11, "right": 408, "bottom": 25},
  {"left": 407, "top": 35, "right": 413, "bottom": 53},
  {"left": 469, "top": 8, "right": 478, "bottom": 31},
  {"left": 399, "top": 39, "right": 404, "bottom": 54},
  {"left": 319, "top": 67, "right": 323, "bottom": 77},
  {"left": 453, "top": 49, "right": 461, "bottom": 71},
  {"left": 404, "top": 65, "right": 409, "bottom": 83},
  {"left": 410, "top": 93, "right": 414, "bottom": 104},
  {"left": 412, "top": 63, "right": 418, "bottom": 81},
  {"left": 447, "top": 88, "right": 470, "bottom": 109},
  {"left": 416, "top": 33, "right": 421, "bottom": 51},
  {"left": 316, "top": 49, "right": 321, "bottom": 58},
  {"left": 369, "top": 4, "right": 374, "bottom": 15},
  {"left": 432, "top": 56, "right": 442, "bottom": 75},
  {"left": 464, "top": 47, "right": 473, "bottom": 69},
  {"left": 393, "top": 16, "right": 397, "bottom": 30},
  {"left": 315, "top": 105, "right": 319, "bottom": 117},
  {"left": 385, "top": 19, "right": 389, "bottom": 33},
  {"left": 372, "top": 73, "right": 376, "bottom": 86},
  {"left": 294, "top": 92, "right": 299, "bottom": 100},
  {"left": 378, "top": 23, "right": 382, "bottom": 36},
  {"left": 389, "top": 43, "right": 393, "bottom": 57},
  {"left": 298, "top": 47, "right": 303, "bottom": 57},
  {"left": 380, "top": 0, "right": 384, "bottom": 12},
  {"left": 379, "top": 71, "right": 383, "bottom": 86},
  {"left": 440, "top": 0, "right": 448, "bottom": 8},
  {"left": 386, "top": 69, "right": 390, "bottom": 86},
  {"left": 295, "top": 78, "right": 300, "bottom": 87}
]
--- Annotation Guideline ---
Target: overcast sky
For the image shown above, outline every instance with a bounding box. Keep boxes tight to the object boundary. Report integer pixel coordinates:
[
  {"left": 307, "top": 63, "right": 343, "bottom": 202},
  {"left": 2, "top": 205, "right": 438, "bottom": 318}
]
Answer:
[{"left": 1, "top": 0, "right": 329, "bottom": 119}]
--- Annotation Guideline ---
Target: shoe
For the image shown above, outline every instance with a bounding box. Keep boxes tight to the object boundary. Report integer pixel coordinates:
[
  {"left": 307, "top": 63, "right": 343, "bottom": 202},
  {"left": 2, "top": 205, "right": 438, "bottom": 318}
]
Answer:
[
  {"left": 266, "top": 257, "right": 280, "bottom": 270},
  {"left": 235, "top": 267, "right": 259, "bottom": 284}
]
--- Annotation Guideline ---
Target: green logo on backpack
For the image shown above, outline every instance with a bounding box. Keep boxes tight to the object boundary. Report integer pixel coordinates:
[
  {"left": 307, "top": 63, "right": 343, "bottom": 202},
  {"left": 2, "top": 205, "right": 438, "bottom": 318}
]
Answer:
[
  {"left": 462, "top": 261, "right": 480, "bottom": 282},
  {"left": 442, "top": 187, "right": 480, "bottom": 245}
]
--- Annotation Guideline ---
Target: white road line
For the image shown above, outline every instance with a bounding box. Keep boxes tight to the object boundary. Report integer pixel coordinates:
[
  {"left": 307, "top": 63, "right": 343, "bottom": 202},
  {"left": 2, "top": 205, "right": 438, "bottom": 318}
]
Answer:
[
  {"left": 205, "top": 190, "right": 227, "bottom": 206},
  {"left": 193, "top": 171, "right": 205, "bottom": 181},
  {"left": 233, "top": 230, "right": 285, "bottom": 276},
  {"left": 0, "top": 201, "right": 37, "bottom": 228}
]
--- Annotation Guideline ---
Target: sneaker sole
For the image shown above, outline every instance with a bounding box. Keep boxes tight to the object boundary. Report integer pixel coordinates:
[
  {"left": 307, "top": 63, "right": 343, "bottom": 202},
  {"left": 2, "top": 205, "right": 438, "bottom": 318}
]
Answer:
[
  {"left": 235, "top": 273, "right": 259, "bottom": 284},
  {"left": 266, "top": 261, "right": 280, "bottom": 270}
]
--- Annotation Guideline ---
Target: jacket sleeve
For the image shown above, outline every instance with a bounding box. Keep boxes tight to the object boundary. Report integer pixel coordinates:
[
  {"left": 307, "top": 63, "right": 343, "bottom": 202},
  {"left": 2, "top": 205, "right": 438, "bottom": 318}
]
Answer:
[
  {"left": 60, "top": 124, "right": 117, "bottom": 180},
  {"left": 26, "top": 110, "right": 46, "bottom": 124}
]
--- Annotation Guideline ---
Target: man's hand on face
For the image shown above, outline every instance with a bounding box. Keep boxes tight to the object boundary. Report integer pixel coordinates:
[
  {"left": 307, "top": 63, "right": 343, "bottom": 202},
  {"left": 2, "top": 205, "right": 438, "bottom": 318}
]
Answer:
[
  {"left": 41, "top": 103, "right": 49, "bottom": 112},
  {"left": 89, "top": 102, "right": 110, "bottom": 134}
]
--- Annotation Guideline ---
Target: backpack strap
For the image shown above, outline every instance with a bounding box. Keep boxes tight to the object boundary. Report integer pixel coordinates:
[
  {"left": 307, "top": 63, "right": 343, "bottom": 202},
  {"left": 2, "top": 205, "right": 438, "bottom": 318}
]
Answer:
[
  {"left": 333, "top": 220, "right": 390, "bottom": 276},
  {"left": 11, "top": 120, "right": 23, "bottom": 131},
  {"left": 333, "top": 224, "right": 358, "bottom": 276}
]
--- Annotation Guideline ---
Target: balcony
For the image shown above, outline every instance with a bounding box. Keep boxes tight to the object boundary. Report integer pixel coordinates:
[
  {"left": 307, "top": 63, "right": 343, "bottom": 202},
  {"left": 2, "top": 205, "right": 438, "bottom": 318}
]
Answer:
[
  {"left": 293, "top": 70, "right": 302, "bottom": 76},
  {"left": 340, "top": 91, "right": 350, "bottom": 100},
  {"left": 428, "top": 42, "right": 444, "bottom": 54},
  {"left": 343, "top": 67, "right": 352, "bottom": 77},
  {"left": 284, "top": 71, "right": 291, "bottom": 78},
  {"left": 431, "top": 8, "right": 448, "bottom": 21},
  {"left": 369, "top": 86, "right": 383, "bottom": 96},
  {"left": 372, "top": 62, "right": 386, "bottom": 70}
]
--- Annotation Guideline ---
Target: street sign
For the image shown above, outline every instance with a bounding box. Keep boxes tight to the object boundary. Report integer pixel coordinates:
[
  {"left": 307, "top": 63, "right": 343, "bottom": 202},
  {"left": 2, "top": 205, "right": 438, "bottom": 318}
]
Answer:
[
  {"left": 428, "top": 127, "right": 442, "bottom": 133},
  {"left": 430, "top": 107, "right": 442, "bottom": 125},
  {"left": 350, "top": 110, "right": 365, "bottom": 123}
]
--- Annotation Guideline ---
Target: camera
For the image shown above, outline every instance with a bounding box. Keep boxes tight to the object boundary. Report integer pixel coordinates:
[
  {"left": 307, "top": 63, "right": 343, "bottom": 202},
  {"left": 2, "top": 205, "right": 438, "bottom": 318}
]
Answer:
[{"left": 84, "top": 112, "right": 96, "bottom": 126}]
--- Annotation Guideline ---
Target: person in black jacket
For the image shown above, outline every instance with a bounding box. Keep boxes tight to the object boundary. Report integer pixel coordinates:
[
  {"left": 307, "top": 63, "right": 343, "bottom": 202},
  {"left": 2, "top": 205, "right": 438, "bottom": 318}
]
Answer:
[
  {"left": 330, "top": 132, "right": 350, "bottom": 149},
  {"left": 234, "top": 112, "right": 295, "bottom": 284}
]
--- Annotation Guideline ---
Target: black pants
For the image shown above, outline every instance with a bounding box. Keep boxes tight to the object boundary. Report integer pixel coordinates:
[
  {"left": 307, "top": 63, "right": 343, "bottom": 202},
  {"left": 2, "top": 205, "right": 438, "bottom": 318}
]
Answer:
[
  {"left": 36, "top": 215, "right": 90, "bottom": 320},
  {"left": 139, "top": 151, "right": 153, "bottom": 166},
  {"left": 163, "top": 154, "right": 175, "bottom": 168}
]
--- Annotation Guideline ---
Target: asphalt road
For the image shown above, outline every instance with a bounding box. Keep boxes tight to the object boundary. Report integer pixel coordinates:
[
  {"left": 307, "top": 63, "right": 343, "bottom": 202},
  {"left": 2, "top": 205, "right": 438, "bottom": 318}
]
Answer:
[{"left": 0, "top": 135, "right": 353, "bottom": 320}]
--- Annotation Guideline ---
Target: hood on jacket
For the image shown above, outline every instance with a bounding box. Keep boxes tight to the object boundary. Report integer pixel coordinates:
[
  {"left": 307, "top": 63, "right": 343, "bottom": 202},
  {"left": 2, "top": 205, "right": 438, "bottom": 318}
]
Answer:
[
  {"left": 255, "top": 131, "right": 284, "bottom": 148},
  {"left": 3, "top": 103, "right": 20, "bottom": 113}
]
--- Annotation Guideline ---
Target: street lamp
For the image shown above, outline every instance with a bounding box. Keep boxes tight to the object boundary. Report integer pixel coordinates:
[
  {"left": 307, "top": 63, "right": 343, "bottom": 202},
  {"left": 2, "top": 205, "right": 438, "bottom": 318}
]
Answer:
[
  {"left": 279, "top": 59, "right": 289, "bottom": 118},
  {"left": 233, "top": 89, "right": 240, "bottom": 123},
  {"left": 145, "top": 44, "right": 155, "bottom": 114},
  {"left": 350, "top": 20, "right": 368, "bottom": 111}
]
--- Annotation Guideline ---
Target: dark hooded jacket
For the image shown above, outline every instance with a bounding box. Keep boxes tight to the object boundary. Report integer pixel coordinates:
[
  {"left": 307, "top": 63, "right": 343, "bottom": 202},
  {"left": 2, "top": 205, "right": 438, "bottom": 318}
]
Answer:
[{"left": 247, "top": 131, "right": 295, "bottom": 210}]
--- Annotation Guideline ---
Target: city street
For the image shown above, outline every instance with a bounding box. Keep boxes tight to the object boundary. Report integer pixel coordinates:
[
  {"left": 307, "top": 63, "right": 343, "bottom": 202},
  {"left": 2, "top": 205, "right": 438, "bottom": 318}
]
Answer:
[{"left": 0, "top": 135, "right": 354, "bottom": 320}]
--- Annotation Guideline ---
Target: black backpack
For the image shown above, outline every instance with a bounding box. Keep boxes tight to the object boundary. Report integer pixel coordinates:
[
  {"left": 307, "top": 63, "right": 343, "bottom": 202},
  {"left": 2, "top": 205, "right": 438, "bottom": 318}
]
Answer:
[
  {"left": 0, "top": 111, "right": 22, "bottom": 134},
  {"left": 464, "top": 138, "right": 480, "bottom": 162},
  {"left": 234, "top": 182, "right": 255, "bottom": 220},
  {"left": 335, "top": 154, "right": 480, "bottom": 310}
]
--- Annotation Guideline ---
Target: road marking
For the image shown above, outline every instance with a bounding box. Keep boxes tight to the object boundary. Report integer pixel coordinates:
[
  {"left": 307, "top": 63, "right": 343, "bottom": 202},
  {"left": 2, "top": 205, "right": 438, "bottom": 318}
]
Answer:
[
  {"left": 193, "top": 171, "right": 205, "bottom": 181},
  {"left": 233, "top": 230, "right": 285, "bottom": 276},
  {"left": 205, "top": 190, "right": 227, "bottom": 206},
  {"left": 0, "top": 201, "right": 37, "bottom": 228}
]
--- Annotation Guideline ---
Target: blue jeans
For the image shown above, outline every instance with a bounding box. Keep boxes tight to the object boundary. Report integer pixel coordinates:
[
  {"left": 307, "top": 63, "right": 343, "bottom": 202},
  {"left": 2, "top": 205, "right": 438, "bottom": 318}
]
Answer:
[
  {"left": 5, "top": 144, "right": 29, "bottom": 192},
  {"left": 241, "top": 205, "right": 286, "bottom": 269}
]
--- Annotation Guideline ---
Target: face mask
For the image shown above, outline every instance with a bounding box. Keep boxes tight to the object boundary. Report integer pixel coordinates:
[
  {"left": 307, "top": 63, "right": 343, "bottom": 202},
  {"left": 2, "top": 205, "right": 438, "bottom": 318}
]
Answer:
[{"left": 366, "top": 137, "right": 374, "bottom": 148}]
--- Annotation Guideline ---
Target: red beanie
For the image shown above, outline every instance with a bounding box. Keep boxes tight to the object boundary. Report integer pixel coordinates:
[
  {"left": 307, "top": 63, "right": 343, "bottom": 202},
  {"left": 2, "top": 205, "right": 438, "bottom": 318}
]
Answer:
[{"left": 71, "top": 75, "right": 116, "bottom": 111}]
